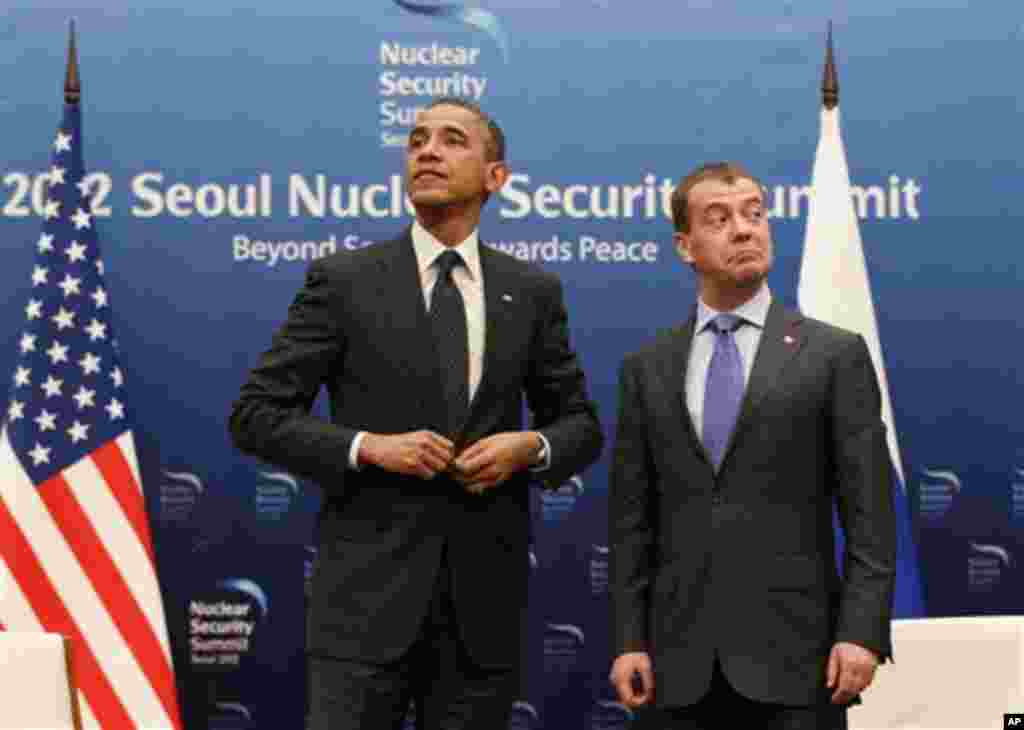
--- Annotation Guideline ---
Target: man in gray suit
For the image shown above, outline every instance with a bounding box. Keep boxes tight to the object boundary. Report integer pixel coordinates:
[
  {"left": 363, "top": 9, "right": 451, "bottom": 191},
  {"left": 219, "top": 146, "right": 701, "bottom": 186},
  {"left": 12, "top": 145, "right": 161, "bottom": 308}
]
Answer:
[{"left": 608, "top": 162, "right": 895, "bottom": 729}]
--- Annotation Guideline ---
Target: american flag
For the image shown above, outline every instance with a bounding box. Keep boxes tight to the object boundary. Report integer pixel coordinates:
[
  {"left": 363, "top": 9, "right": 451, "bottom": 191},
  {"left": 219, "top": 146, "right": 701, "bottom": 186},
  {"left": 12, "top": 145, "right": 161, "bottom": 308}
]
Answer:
[{"left": 0, "top": 100, "right": 183, "bottom": 727}]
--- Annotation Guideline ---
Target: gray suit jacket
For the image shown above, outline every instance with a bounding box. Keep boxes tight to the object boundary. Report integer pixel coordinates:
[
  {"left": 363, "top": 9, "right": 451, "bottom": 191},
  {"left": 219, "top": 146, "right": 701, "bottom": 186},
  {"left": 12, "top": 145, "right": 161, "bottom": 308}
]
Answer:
[{"left": 610, "top": 300, "right": 895, "bottom": 706}]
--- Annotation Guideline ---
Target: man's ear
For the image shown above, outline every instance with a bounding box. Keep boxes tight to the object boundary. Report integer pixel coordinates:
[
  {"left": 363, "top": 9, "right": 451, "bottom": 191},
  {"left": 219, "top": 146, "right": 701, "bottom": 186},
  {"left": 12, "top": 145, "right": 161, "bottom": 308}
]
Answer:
[
  {"left": 485, "top": 161, "right": 509, "bottom": 195},
  {"left": 674, "top": 232, "right": 694, "bottom": 263}
]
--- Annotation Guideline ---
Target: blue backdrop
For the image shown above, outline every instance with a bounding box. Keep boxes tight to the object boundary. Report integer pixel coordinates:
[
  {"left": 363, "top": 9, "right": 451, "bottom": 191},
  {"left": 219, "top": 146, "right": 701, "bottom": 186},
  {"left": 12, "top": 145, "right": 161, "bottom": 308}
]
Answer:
[{"left": 2, "top": 1, "right": 1022, "bottom": 727}]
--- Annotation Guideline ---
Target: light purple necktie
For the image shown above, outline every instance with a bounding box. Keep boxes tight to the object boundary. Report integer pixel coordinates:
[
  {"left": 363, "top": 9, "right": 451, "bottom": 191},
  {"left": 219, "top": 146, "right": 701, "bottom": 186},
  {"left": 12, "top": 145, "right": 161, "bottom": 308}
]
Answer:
[{"left": 702, "top": 313, "right": 745, "bottom": 470}]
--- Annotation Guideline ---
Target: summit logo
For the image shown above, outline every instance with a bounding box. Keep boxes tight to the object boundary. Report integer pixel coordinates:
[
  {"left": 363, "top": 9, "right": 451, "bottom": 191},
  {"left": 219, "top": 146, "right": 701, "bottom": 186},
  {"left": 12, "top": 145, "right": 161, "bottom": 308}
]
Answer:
[
  {"left": 919, "top": 468, "right": 961, "bottom": 522},
  {"left": 393, "top": 1, "right": 509, "bottom": 62},
  {"left": 379, "top": 1, "right": 501, "bottom": 146}
]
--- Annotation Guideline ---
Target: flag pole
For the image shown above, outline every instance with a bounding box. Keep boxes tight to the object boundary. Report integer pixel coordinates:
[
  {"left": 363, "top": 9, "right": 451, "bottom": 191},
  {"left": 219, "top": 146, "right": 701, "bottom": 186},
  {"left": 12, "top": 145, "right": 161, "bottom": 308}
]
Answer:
[{"left": 65, "top": 20, "right": 81, "bottom": 106}]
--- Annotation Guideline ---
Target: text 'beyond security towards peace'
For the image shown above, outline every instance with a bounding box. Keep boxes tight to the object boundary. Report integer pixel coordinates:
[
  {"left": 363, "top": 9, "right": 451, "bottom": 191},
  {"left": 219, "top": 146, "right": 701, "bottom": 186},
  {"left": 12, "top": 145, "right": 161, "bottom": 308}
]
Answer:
[{"left": 231, "top": 234, "right": 660, "bottom": 267}]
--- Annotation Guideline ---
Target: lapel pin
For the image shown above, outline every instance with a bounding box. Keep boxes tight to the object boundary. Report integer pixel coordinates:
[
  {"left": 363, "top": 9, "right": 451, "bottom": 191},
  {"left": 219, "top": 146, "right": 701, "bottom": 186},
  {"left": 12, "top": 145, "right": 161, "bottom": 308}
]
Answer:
[
  {"left": 502, "top": 294, "right": 513, "bottom": 302},
  {"left": 784, "top": 335, "right": 796, "bottom": 345}
]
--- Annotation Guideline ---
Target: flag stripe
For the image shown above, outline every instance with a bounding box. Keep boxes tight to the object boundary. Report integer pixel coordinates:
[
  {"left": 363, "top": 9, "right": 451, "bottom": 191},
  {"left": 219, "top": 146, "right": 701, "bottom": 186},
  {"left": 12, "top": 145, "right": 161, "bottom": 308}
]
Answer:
[
  {"left": 0, "top": 433, "right": 172, "bottom": 728},
  {"left": 93, "top": 437, "right": 155, "bottom": 564},
  {"left": 79, "top": 693, "right": 101, "bottom": 730},
  {"left": 117, "top": 431, "right": 144, "bottom": 493},
  {"left": 72, "top": 446, "right": 171, "bottom": 663},
  {"left": 39, "top": 463, "right": 180, "bottom": 728},
  {"left": 0, "top": 494, "right": 135, "bottom": 729}
]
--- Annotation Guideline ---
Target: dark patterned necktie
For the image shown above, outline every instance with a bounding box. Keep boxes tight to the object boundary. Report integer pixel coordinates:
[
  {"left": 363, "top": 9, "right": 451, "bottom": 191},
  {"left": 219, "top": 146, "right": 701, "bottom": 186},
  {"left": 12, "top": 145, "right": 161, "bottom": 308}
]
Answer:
[
  {"left": 430, "top": 249, "right": 469, "bottom": 438},
  {"left": 702, "top": 313, "right": 745, "bottom": 470}
]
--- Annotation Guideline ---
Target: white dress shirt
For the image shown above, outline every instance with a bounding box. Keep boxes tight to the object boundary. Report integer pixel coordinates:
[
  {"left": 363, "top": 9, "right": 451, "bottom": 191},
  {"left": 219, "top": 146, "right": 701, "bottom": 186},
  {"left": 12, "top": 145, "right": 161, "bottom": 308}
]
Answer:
[
  {"left": 349, "top": 222, "right": 549, "bottom": 469},
  {"left": 685, "top": 284, "right": 772, "bottom": 435}
]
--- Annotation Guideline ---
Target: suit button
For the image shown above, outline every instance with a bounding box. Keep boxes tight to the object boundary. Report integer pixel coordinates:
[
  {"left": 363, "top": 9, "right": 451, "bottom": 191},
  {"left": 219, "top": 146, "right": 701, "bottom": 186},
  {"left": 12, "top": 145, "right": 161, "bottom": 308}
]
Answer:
[{"left": 711, "top": 492, "right": 722, "bottom": 506}]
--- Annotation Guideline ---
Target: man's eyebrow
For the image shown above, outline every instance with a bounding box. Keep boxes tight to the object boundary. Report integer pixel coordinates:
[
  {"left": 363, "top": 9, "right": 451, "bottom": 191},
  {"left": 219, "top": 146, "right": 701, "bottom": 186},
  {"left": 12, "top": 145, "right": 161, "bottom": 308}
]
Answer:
[{"left": 410, "top": 123, "right": 469, "bottom": 137}]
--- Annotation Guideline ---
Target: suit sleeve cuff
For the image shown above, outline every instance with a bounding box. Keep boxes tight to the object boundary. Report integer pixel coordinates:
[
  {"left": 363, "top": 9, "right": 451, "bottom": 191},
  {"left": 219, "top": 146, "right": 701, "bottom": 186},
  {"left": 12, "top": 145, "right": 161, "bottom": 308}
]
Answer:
[{"left": 349, "top": 431, "right": 367, "bottom": 470}]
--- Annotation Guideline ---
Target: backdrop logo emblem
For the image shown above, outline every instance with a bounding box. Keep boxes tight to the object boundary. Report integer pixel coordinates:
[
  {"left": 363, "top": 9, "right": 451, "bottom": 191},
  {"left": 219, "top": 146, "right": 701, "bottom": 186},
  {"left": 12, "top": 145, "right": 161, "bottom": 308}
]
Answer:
[
  {"left": 254, "top": 470, "right": 300, "bottom": 519},
  {"left": 160, "top": 469, "right": 204, "bottom": 525},
  {"left": 209, "top": 702, "right": 252, "bottom": 729},
  {"left": 393, "top": 1, "right": 510, "bottom": 62},
  {"left": 541, "top": 474, "right": 584, "bottom": 521},
  {"left": 544, "top": 623, "right": 584, "bottom": 672},
  {"left": 189, "top": 579, "right": 268, "bottom": 669},
  {"left": 919, "top": 468, "right": 961, "bottom": 522},
  {"left": 968, "top": 542, "right": 1011, "bottom": 592},
  {"left": 509, "top": 701, "right": 539, "bottom": 730}
]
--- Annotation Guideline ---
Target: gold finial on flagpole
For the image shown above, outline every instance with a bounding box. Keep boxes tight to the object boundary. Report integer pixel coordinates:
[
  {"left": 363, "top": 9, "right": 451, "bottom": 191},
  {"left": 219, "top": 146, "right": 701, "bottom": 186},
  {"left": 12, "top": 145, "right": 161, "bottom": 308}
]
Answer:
[
  {"left": 822, "top": 21, "right": 839, "bottom": 110},
  {"left": 64, "top": 20, "right": 81, "bottom": 105}
]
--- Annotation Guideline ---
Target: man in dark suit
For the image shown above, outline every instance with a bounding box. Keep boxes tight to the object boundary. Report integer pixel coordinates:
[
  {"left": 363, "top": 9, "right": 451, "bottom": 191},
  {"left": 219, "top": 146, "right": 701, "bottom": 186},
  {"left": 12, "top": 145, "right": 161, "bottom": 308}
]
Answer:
[
  {"left": 608, "top": 162, "right": 895, "bottom": 729},
  {"left": 229, "top": 98, "right": 602, "bottom": 730}
]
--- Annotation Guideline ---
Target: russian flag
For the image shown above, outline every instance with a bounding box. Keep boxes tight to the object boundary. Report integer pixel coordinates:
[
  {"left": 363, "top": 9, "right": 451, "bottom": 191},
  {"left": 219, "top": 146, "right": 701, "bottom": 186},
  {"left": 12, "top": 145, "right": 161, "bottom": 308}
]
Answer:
[{"left": 797, "top": 96, "right": 926, "bottom": 618}]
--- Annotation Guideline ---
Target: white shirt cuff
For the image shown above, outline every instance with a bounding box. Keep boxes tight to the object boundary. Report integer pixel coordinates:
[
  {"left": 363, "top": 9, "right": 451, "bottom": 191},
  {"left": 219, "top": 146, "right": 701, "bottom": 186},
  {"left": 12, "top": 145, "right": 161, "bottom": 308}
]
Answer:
[
  {"left": 349, "top": 431, "right": 366, "bottom": 470},
  {"left": 528, "top": 432, "right": 552, "bottom": 472}
]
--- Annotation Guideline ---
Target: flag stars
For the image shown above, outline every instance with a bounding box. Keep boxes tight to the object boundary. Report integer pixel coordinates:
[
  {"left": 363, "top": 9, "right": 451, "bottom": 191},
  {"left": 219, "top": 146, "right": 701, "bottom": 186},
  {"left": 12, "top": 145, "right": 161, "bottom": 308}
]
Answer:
[
  {"left": 14, "top": 366, "right": 31, "bottom": 388},
  {"left": 34, "top": 410, "right": 57, "bottom": 432},
  {"left": 52, "top": 307, "right": 75, "bottom": 330},
  {"left": 41, "top": 375, "right": 63, "bottom": 398},
  {"left": 71, "top": 208, "right": 92, "bottom": 230},
  {"left": 48, "top": 166, "right": 66, "bottom": 186},
  {"left": 19, "top": 333, "right": 37, "bottom": 354},
  {"left": 26, "top": 299, "right": 43, "bottom": 320},
  {"left": 32, "top": 266, "right": 49, "bottom": 287},
  {"left": 76, "top": 179, "right": 92, "bottom": 198},
  {"left": 79, "top": 352, "right": 101, "bottom": 376},
  {"left": 58, "top": 274, "right": 82, "bottom": 298},
  {"left": 53, "top": 131, "right": 72, "bottom": 153},
  {"left": 38, "top": 234, "right": 55, "bottom": 254},
  {"left": 85, "top": 319, "right": 107, "bottom": 342},
  {"left": 110, "top": 367, "right": 124, "bottom": 388},
  {"left": 43, "top": 199, "right": 61, "bottom": 221},
  {"left": 65, "top": 241, "right": 87, "bottom": 263},
  {"left": 106, "top": 398, "right": 125, "bottom": 420},
  {"left": 7, "top": 401, "right": 25, "bottom": 422},
  {"left": 91, "top": 287, "right": 108, "bottom": 309},
  {"left": 67, "top": 420, "right": 90, "bottom": 444},
  {"left": 46, "top": 341, "right": 69, "bottom": 365},
  {"left": 29, "top": 443, "right": 51, "bottom": 466},
  {"left": 96, "top": 260, "right": 105, "bottom": 276},
  {"left": 73, "top": 387, "right": 96, "bottom": 410}
]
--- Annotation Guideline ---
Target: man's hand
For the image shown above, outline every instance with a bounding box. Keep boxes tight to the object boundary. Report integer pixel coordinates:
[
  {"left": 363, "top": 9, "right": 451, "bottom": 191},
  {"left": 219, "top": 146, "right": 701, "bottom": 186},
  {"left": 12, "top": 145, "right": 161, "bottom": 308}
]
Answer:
[
  {"left": 826, "top": 641, "right": 879, "bottom": 704},
  {"left": 609, "top": 652, "right": 654, "bottom": 709},
  {"left": 359, "top": 431, "right": 454, "bottom": 479},
  {"left": 451, "top": 431, "right": 542, "bottom": 495}
]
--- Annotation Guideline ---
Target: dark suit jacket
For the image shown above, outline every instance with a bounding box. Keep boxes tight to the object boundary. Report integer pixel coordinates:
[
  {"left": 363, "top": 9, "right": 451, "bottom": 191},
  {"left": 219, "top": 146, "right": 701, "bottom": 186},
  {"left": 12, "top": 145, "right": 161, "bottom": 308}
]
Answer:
[
  {"left": 609, "top": 300, "right": 895, "bottom": 707},
  {"left": 229, "top": 231, "right": 603, "bottom": 669}
]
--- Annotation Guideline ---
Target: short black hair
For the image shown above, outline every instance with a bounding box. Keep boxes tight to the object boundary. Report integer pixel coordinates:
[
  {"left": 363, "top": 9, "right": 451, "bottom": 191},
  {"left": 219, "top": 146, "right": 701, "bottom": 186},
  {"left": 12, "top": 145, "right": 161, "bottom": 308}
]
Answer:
[
  {"left": 671, "top": 162, "right": 764, "bottom": 232},
  {"left": 424, "top": 96, "right": 506, "bottom": 163}
]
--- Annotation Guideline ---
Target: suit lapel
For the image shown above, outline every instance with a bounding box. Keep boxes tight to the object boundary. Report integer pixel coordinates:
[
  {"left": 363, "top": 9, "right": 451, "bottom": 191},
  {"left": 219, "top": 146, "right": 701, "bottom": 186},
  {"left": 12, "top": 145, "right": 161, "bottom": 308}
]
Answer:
[
  {"left": 460, "top": 244, "right": 515, "bottom": 444},
  {"left": 663, "top": 314, "right": 713, "bottom": 466},
  {"left": 720, "top": 301, "right": 806, "bottom": 468},
  {"left": 376, "top": 231, "right": 447, "bottom": 424}
]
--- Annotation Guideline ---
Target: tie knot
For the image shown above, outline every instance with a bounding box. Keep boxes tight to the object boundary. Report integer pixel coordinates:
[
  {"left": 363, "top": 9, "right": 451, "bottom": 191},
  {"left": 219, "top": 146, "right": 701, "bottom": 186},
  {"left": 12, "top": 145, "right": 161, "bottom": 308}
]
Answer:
[
  {"left": 708, "top": 313, "right": 743, "bottom": 335},
  {"left": 435, "top": 250, "right": 463, "bottom": 279}
]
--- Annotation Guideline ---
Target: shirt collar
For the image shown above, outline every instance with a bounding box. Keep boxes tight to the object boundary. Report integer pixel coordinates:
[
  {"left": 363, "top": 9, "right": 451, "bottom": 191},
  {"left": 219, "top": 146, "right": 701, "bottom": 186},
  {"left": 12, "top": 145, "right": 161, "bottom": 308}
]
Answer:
[
  {"left": 695, "top": 283, "right": 772, "bottom": 334},
  {"left": 411, "top": 220, "right": 482, "bottom": 282}
]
